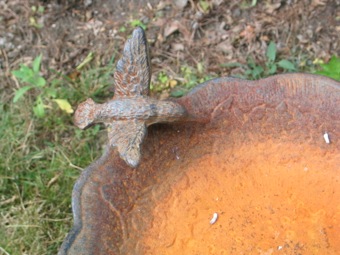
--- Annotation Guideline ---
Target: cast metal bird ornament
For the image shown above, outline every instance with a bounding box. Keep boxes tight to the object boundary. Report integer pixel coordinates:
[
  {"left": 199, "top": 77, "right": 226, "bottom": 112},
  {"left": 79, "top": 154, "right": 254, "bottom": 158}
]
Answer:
[{"left": 74, "top": 27, "right": 187, "bottom": 167}]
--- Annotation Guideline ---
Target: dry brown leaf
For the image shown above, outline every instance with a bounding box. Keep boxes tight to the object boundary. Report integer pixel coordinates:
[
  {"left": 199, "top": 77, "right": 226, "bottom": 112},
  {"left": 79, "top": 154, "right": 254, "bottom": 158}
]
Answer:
[
  {"left": 164, "top": 20, "right": 180, "bottom": 38},
  {"left": 169, "top": 79, "right": 178, "bottom": 88},
  {"left": 311, "top": 0, "right": 326, "bottom": 7},
  {"left": 171, "top": 43, "right": 185, "bottom": 51},
  {"left": 240, "top": 25, "right": 256, "bottom": 43}
]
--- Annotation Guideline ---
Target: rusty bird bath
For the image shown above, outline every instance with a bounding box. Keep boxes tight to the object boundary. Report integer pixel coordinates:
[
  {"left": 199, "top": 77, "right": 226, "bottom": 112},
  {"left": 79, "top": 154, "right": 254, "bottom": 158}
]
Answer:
[{"left": 59, "top": 28, "right": 340, "bottom": 254}]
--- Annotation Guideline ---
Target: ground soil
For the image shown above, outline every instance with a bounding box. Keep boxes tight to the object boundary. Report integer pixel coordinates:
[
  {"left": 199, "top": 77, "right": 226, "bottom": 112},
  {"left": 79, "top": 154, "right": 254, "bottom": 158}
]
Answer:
[{"left": 1, "top": 0, "right": 339, "bottom": 100}]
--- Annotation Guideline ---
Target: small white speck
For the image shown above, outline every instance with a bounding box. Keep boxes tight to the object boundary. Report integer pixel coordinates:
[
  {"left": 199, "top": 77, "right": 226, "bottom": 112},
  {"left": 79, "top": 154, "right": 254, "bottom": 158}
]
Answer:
[
  {"left": 210, "top": 213, "right": 218, "bottom": 225},
  {"left": 172, "top": 147, "right": 180, "bottom": 160},
  {"left": 277, "top": 245, "right": 283, "bottom": 250},
  {"left": 323, "top": 132, "right": 330, "bottom": 144}
]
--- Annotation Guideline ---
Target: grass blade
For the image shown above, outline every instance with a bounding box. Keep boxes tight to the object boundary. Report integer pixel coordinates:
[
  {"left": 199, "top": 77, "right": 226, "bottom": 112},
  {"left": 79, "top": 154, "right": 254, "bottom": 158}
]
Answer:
[
  {"left": 13, "top": 86, "right": 33, "bottom": 103},
  {"left": 32, "top": 54, "right": 42, "bottom": 73}
]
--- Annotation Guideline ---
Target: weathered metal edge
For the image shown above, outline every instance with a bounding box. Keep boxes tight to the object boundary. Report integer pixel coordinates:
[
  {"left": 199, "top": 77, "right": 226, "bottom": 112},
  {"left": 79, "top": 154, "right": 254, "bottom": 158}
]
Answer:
[{"left": 58, "top": 145, "right": 112, "bottom": 255}]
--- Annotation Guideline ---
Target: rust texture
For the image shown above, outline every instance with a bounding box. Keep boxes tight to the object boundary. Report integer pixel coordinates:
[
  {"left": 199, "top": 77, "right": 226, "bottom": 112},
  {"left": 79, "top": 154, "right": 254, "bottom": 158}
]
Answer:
[
  {"left": 59, "top": 73, "right": 340, "bottom": 255},
  {"left": 74, "top": 27, "right": 187, "bottom": 168}
]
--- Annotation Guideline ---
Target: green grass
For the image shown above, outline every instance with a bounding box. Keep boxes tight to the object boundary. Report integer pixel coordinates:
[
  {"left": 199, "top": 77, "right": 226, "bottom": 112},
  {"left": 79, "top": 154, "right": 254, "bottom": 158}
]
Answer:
[{"left": 0, "top": 56, "right": 114, "bottom": 254}]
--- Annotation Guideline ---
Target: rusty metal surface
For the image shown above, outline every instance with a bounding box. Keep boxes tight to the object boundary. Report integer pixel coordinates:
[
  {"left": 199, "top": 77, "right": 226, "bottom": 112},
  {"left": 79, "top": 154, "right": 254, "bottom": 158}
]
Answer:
[
  {"left": 74, "top": 27, "right": 187, "bottom": 168},
  {"left": 59, "top": 72, "right": 340, "bottom": 255}
]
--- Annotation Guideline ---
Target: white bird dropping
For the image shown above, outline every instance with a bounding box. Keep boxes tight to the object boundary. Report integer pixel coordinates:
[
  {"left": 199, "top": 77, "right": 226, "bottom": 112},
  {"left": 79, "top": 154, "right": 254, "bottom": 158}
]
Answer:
[
  {"left": 323, "top": 132, "right": 330, "bottom": 144},
  {"left": 210, "top": 213, "right": 218, "bottom": 225}
]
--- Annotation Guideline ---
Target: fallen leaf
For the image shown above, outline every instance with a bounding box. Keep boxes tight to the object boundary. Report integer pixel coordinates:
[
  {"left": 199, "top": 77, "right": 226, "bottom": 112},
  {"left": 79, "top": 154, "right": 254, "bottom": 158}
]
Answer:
[
  {"left": 164, "top": 20, "right": 180, "bottom": 38},
  {"left": 171, "top": 43, "right": 184, "bottom": 51},
  {"left": 53, "top": 99, "right": 74, "bottom": 114},
  {"left": 240, "top": 25, "right": 256, "bottom": 42},
  {"left": 311, "top": 0, "right": 326, "bottom": 7},
  {"left": 169, "top": 79, "right": 178, "bottom": 88},
  {"left": 67, "top": 70, "right": 81, "bottom": 80}
]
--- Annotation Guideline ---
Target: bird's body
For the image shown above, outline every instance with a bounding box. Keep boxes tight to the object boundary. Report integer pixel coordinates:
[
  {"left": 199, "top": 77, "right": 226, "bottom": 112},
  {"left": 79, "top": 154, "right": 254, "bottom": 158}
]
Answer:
[
  {"left": 96, "top": 97, "right": 185, "bottom": 124},
  {"left": 75, "top": 97, "right": 186, "bottom": 129},
  {"left": 74, "top": 27, "right": 187, "bottom": 167}
]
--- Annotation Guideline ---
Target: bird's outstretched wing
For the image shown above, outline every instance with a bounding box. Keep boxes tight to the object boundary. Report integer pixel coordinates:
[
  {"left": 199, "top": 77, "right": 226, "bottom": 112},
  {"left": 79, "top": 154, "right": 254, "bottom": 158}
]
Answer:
[
  {"left": 114, "top": 27, "right": 151, "bottom": 97},
  {"left": 107, "top": 120, "right": 147, "bottom": 167}
]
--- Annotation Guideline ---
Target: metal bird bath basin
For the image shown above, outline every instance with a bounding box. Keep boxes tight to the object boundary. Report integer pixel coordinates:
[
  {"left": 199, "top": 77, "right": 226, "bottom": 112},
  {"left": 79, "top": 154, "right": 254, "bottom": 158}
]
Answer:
[{"left": 59, "top": 28, "right": 340, "bottom": 254}]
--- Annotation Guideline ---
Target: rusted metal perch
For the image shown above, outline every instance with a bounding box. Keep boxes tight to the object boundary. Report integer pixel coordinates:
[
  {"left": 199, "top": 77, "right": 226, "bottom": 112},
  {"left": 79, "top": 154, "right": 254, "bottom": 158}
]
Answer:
[{"left": 74, "top": 27, "right": 187, "bottom": 168}]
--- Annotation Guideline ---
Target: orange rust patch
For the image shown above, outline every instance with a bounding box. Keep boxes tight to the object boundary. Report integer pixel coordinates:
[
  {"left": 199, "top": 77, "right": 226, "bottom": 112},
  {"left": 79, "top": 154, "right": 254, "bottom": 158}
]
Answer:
[{"left": 142, "top": 141, "right": 340, "bottom": 254}]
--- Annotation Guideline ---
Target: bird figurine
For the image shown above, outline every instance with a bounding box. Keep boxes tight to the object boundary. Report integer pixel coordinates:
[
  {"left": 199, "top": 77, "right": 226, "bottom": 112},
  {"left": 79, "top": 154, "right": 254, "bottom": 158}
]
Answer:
[{"left": 74, "top": 27, "right": 187, "bottom": 167}]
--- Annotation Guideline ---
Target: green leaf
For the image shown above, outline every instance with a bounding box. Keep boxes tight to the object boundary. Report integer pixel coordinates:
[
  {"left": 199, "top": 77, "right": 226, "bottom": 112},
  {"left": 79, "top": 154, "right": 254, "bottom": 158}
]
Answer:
[
  {"left": 37, "top": 5, "right": 45, "bottom": 13},
  {"left": 13, "top": 86, "right": 33, "bottom": 103},
  {"left": 34, "top": 76, "right": 46, "bottom": 87},
  {"left": 45, "top": 88, "right": 58, "bottom": 98},
  {"left": 158, "top": 72, "right": 168, "bottom": 84},
  {"left": 315, "top": 56, "right": 340, "bottom": 81},
  {"left": 278, "top": 60, "right": 296, "bottom": 71},
  {"left": 171, "top": 90, "right": 185, "bottom": 97},
  {"left": 91, "top": 124, "right": 101, "bottom": 136},
  {"left": 53, "top": 99, "right": 74, "bottom": 114},
  {"left": 329, "top": 55, "right": 340, "bottom": 68},
  {"left": 130, "top": 20, "right": 147, "bottom": 30},
  {"left": 20, "top": 64, "right": 33, "bottom": 73},
  {"left": 266, "top": 41, "right": 277, "bottom": 62},
  {"left": 32, "top": 54, "right": 42, "bottom": 73},
  {"left": 25, "top": 75, "right": 44, "bottom": 87},
  {"left": 220, "top": 62, "right": 244, "bottom": 68},
  {"left": 12, "top": 66, "right": 33, "bottom": 81},
  {"left": 231, "top": 73, "right": 246, "bottom": 79},
  {"left": 247, "top": 57, "right": 256, "bottom": 68},
  {"left": 11, "top": 70, "right": 26, "bottom": 80},
  {"left": 252, "top": 65, "right": 264, "bottom": 79},
  {"left": 268, "top": 64, "right": 277, "bottom": 75},
  {"left": 33, "top": 96, "right": 45, "bottom": 118},
  {"left": 245, "top": 69, "right": 253, "bottom": 75},
  {"left": 199, "top": 0, "right": 210, "bottom": 12},
  {"left": 251, "top": 0, "right": 257, "bottom": 6},
  {"left": 318, "top": 63, "right": 331, "bottom": 72},
  {"left": 315, "top": 70, "right": 340, "bottom": 81}
]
